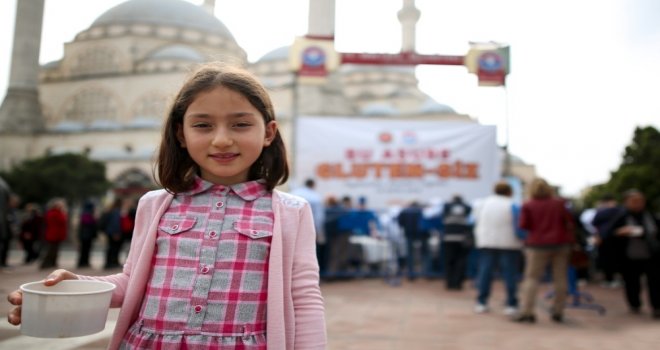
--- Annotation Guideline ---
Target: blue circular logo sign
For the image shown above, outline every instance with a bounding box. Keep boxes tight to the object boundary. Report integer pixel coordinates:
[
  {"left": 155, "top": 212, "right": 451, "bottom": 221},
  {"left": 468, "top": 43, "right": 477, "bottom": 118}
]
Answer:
[
  {"left": 478, "top": 52, "right": 503, "bottom": 72},
  {"left": 302, "top": 46, "right": 326, "bottom": 67}
]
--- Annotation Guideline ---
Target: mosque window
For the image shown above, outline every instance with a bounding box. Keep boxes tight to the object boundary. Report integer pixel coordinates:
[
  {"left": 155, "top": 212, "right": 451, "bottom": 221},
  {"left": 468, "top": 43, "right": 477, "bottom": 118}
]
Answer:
[
  {"left": 205, "top": 35, "right": 223, "bottom": 46},
  {"left": 156, "top": 26, "right": 178, "bottom": 39},
  {"left": 356, "top": 91, "right": 376, "bottom": 99},
  {"left": 133, "top": 92, "right": 167, "bottom": 120},
  {"left": 181, "top": 29, "right": 203, "bottom": 42},
  {"left": 130, "top": 25, "right": 152, "bottom": 36},
  {"left": 42, "top": 104, "right": 57, "bottom": 126},
  {"left": 114, "top": 168, "right": 153, "bottom": 191},
  {"left": 108, "top": 25, "right": 128, "bottom": 37},
  {"left": 71, "top": 47, "right": 120, "bottom": 77},
  {"left": 63, "top": 88, "right": 118, "bottom": 124}
]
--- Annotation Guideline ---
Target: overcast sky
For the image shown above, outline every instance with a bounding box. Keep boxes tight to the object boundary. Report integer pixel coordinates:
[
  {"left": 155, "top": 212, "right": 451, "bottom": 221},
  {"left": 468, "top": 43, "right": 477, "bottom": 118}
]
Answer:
[{"left": 1, "top": 0, "right": 659, "bottom": 197}]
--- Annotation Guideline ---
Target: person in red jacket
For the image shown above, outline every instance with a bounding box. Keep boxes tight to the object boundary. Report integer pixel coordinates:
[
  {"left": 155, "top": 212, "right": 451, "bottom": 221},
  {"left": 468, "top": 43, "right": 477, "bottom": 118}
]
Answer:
[
  {"left": 40, "top": 198, "right": 68, "bottom": 269},
  {"left": 513, "top": 178, "right": 575, "bottom": 323}
]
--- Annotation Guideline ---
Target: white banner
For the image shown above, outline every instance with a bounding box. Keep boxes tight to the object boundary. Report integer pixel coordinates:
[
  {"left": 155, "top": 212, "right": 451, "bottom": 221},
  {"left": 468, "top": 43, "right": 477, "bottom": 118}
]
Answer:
[{"left": 294, "top": 116, "right": 501, "bottom": 208}]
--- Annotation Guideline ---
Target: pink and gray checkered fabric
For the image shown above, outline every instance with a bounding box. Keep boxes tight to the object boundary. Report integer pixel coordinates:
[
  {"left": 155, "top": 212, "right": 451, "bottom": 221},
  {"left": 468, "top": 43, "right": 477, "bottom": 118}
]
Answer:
[{"left": 121, "top": 178, "right": 273, "bottom": 349}]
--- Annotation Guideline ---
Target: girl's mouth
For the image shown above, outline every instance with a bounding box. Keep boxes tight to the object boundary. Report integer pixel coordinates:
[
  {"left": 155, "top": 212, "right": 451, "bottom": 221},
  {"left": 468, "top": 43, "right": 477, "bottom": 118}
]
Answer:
[{"left": 209, "top": 153, "right": 238, "bottom": 162}]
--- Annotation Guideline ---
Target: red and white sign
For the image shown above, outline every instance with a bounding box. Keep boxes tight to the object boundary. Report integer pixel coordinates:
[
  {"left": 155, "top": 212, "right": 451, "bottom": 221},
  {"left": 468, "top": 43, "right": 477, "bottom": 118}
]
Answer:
[
  {"left": 289, "top": 37, "right": 340, "bottom": 83},
  {"left": 294, "top": 117, "right": 501, "bottom": 208},
  {"left": 466, "top": 43, "right": 510, "bottom": 87}
]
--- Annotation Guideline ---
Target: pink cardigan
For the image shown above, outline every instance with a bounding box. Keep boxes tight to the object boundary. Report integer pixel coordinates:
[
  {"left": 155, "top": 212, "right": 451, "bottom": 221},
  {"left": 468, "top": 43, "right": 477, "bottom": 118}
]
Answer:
[{"left": 80, "top": 189, "right": 327, "bottom": 349}]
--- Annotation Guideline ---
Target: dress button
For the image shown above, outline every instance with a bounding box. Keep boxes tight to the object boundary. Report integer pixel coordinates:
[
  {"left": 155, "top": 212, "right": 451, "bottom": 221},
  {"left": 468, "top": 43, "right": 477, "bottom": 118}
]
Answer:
[
  {"left": 216, "top": 201, "right": 224, "bottom": 208},
  {"left": 194, "top": 305, "right": 202, "bottom": 313},
  {"left": 201, "top": 265, "right": 210, "bottom": 274},
  {"left": 209, "top": 231, "right": 217, "bottom": 238},
  {"left": 172, "top": 224, "right": 179, "bottom": 230}
]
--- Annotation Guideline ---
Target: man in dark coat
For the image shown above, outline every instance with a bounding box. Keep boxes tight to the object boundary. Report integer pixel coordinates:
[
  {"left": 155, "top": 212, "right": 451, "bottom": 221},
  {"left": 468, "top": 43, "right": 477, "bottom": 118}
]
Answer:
[
  {"left": 398, "top": 201, "right": 430, "bottom": 280},
  {"left": 441, "top": 195, "right": 473, "bottom": 290}
]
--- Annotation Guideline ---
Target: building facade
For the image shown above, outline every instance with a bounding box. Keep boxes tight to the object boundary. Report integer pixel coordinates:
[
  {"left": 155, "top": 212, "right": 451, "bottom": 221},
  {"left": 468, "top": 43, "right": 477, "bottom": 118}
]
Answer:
[{"left": 0, "top": 0, "right": 530, "bottom": 196}]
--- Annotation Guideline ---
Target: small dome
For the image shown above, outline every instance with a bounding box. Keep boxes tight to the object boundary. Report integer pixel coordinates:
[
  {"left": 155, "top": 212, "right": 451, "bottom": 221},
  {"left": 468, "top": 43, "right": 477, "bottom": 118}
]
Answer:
[
  {"left": 91, "top": 0, "right": 234, "bottom": 39},
  {"left": 52, "top": 121, "right": 84, "bottom": 133},
  {"left": 418, "top": 97, "right": 456, "bottom": 114},
  {"left": 361, "top": 103, "right": 399, "bottom": 116},
  {"left": 50, "top": 146, "right": 80, "bottom": 154},
  {"left": 257, "top": 46, "right": 290, "bottom": 62},
  {"left": 127, "top": 117, "right": 161, "bottom": 129},
  {"left": 147, "top": 45, "right": 205, "bottom": 62},
  {"left": 89, "top": 147, "right": 128, "bottom": 160},
  {"left": 509, "top": 154, "right": 527, "bottom": 165},
  {"left": 89, "top": 119, "right": 122, "bottom": 131},
  {"left": 43, "top": 59, "right": 61, "bottom": 69}
]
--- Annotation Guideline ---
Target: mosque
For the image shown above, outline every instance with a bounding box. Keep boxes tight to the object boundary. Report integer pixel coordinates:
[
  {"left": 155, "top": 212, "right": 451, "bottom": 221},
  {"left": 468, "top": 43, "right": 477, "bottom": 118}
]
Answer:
[{"left": 0, "top": 0, "right": 536, "bottom": 196}]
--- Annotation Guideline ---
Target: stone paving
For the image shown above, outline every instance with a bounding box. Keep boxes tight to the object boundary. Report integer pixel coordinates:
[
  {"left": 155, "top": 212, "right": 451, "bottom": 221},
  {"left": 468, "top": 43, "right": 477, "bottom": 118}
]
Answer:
[{"left": 1, "top": 249, "right": 659, "bottom": 349}]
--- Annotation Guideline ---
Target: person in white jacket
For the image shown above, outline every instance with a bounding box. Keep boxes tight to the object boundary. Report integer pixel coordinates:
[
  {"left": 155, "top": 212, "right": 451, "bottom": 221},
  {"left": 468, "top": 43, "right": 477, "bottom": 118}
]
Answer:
[{"left": 473, "top": 181, "right": 525, "bottom": 315}]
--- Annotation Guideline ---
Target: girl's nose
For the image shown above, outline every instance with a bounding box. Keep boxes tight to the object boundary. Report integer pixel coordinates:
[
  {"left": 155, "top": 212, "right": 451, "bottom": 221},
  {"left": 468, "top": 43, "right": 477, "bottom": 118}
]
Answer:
[{"left": 211, "top": 128, "right": 234, "bottom": 147}]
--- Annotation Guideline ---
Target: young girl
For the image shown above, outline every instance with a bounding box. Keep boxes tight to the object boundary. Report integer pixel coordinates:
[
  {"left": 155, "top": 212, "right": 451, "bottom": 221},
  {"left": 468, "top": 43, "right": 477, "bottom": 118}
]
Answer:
[{"left": 8, "top": 62, "right": 327, "bottom": 349}]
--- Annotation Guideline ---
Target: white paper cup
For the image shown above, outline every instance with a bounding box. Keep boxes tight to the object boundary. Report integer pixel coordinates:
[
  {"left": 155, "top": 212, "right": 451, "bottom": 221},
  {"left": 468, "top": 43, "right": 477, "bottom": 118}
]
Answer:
[
  {"left": 630, "top": 226, "right": 644, "bottom": 237},
  {"left": 19, "top": 280, "right": 116, "bottom": 338}
]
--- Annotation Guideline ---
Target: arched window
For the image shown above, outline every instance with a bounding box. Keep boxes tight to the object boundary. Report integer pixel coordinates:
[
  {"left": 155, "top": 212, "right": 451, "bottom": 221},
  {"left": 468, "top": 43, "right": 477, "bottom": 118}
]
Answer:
[
  {"left": 113, "top": 168, "right": 154, "bottom": 196},
  {"left": 62, "top": 88, "right": 118, "bottom": 124},
  {"left": 71, "top": 47, "right": 120, "bottom": 77},
  {"left": 132, "top": 92, "right": 168, "bottom": 120}
]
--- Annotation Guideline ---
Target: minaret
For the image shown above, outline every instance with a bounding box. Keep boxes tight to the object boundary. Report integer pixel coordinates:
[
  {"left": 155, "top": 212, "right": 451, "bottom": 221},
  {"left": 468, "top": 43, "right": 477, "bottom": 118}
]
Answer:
[
  {"left": 307, "top": 0, "right": 336, "bottom": 39},
  {"left": 0, "top": 0, "right": 45, "bottom": 134},
  {"left": 298, "top": 0, "right": 351, "bottom": 116},
  {"left": 398, "top": 0, "right": 421, "bottom": 53},
  {"left": 202, "top": 0, "right": 216, "bottom": 15}
]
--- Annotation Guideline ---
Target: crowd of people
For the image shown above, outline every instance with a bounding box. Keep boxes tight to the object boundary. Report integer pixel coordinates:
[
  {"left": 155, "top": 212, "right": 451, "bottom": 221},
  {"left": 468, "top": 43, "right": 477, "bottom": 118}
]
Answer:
[
  {"left": 291, "top": 176, "right": 660, "bottom": 322},
  {"left": 0, "top": 185, "right": 137, "bottom": 271},
  {"left": 294, "top": 180, "right": 477, "bottom": 287},
  {"left": 3, "top": 171, "right": 659, "bottom": 325}
]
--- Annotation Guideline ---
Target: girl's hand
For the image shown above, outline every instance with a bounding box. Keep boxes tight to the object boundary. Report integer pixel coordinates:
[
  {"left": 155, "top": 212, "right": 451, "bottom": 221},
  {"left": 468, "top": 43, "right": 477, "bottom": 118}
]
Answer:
[{"left": 7, "top": 269, "right": 79, "bottom": 325}]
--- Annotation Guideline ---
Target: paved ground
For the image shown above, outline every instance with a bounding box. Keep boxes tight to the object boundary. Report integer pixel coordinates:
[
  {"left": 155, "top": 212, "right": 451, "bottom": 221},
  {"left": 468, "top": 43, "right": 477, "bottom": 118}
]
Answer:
[{"left": 1, "top": 248, "right": 659, "bottom": 349}]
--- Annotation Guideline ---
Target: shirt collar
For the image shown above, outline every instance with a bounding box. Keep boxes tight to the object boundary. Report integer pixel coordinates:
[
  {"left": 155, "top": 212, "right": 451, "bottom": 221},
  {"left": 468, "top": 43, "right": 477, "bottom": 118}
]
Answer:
[{"left": 186, "top": 176, "right": 269, "bottom": 201}]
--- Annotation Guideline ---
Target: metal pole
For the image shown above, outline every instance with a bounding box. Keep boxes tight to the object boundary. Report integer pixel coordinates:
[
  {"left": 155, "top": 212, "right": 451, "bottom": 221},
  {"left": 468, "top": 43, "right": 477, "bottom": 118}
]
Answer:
[
  {"left": 290, "top": 72, "right": 300, "bottom": 182},
  {"left": 503, "top": 84, "right": 511, "bottom": 177}
]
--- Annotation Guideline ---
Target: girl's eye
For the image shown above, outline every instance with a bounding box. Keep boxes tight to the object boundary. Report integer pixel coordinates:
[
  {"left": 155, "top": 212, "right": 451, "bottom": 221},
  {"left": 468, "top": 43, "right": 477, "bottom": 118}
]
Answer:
[
  {"left": 192, "top": 123, "right": 211, "bottom": 129},
  {"left": 234, "top": 122, "right": 251, "bottom": 128}
]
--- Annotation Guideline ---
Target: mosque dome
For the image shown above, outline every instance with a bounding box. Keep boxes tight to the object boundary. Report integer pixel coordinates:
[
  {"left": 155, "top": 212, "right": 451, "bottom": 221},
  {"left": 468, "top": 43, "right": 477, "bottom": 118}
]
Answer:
[
  {"left": 257, "top": 46, "right": 290, "bottom": 62},
  {"left": 90, "top": 0, "right": 235, "bottom": 39}
]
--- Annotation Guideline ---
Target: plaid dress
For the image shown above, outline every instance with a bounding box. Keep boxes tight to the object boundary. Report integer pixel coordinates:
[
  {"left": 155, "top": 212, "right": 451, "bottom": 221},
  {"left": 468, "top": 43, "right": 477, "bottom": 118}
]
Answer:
[{"left": 121, "top": 178, "right": 273, "bottom": 349}]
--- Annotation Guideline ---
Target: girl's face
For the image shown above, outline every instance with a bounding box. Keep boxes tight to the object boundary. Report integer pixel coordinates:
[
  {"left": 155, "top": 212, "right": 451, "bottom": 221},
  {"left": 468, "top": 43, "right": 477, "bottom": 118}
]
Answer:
[{"left": 177, "top": 86, "right": 277, "bottom": 186}]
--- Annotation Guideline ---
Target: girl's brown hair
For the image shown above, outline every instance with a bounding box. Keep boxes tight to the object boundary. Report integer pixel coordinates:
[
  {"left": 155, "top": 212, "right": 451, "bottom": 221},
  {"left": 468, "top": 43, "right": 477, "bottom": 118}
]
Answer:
[{"left": 155, "top": 62, "right": 289, "bottom": 193}]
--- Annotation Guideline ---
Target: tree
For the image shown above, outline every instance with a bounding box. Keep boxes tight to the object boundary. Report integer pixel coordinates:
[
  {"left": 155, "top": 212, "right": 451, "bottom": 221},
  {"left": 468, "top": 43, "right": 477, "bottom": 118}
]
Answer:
[
  {"left": 0, "top": 153, "right": 111, "bottom": 206},
  {"left": 584, "top": 126, "right": 660, "bottom": 212}
]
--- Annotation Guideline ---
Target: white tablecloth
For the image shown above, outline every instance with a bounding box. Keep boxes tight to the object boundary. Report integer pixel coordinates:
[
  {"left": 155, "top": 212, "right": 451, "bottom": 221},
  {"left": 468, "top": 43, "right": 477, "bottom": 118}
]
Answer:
[{"left": 349, "top": 236, "right": 392, "bottom": 264}]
